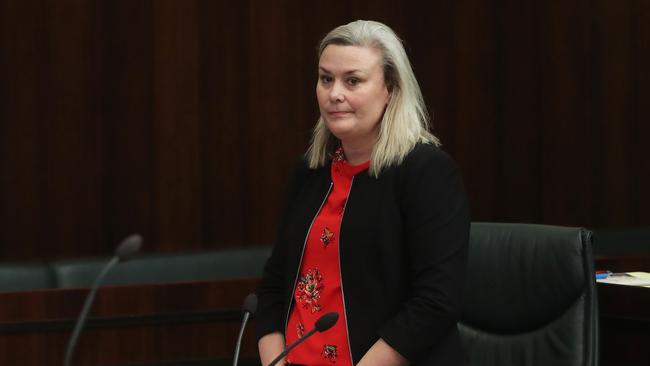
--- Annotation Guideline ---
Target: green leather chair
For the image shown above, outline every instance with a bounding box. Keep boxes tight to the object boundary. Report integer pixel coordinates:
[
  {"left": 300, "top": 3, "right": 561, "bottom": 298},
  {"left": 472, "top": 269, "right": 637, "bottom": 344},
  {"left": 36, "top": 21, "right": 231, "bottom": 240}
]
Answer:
[
  {"left": 0, "top": 263, "right": 55, "bottom": 292},
  {"left": 52, "top": 246, "right": 272, "bottom": 288},
  {"left": 459, "top": 223, "right": 599, "bottom": 366}
]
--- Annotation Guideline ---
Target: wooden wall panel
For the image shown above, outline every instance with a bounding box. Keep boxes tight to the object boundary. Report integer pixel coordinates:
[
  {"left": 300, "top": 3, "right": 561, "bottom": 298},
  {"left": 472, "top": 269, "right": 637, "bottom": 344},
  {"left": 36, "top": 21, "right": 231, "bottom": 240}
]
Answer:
[
  {"left": 196, "top": 0, "right": 251, "bottom": 246},
  {"left": 98, "top": 0, "right": 155, "bottom": 254},
  {"left": 40, "top": 0, "right": 102, "bottom": 257},
  {"left": 0, "top": 0, "right": 648, "bottom": 260},
  {"left": 151, "top": 0, "right": 202, "bottom": 249},
  {"left": 495, "top": 1, "right": 543, "bottom": 224},
  {"left": 1, "top": 0, "right": 46, "bottom": 258},
  {"left": 593, "top": 0, "right": 639, "bottom": 227},
  {"left": 537, "top": 0, "right": 595, "bottom": 226},
  {"left": 635, "top": 0, "right": 650, "bottom": 225},
  {"left": 401, "top": 2, "right": 456, "bottom": 152},
  {"left": 452, "top": 1, "right": 500, "bottom": 222},
  {"left": 246, "top": 0, "right": 295, "bottom": 244}
]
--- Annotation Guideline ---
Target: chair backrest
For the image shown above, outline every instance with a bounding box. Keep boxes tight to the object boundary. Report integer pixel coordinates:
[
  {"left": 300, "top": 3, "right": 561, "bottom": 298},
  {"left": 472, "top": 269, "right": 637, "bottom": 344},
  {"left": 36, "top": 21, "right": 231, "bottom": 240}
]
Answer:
[
  {"left": 0, "top": 263, "right": 55, "bottom": 292},
  {"left": 52, "top": 246, "right": 272, "bottom": 288},
  {"left": 459, "top": 223, "right": 598, "bottom": 366}
]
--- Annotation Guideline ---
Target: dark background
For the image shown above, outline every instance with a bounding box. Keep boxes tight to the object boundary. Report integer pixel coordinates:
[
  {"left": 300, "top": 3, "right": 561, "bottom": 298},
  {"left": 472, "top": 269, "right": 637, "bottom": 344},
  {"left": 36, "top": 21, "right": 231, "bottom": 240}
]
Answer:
[{"left": 1, "top": 0, "right": 648, "bottom": 261}]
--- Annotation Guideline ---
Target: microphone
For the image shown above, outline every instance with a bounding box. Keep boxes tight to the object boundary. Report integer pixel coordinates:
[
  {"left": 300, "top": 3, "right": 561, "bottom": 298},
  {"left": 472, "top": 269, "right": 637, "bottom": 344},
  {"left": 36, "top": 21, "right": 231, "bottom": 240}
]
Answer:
[
  {"left": 232, "top": 293, "right": 258, "bottom": 366},
  {"left": 63, "top": 234, "right": 143, "bottom": 366},
  {"left": 267, "top": 312, "right": 338, "bottom": 366}
]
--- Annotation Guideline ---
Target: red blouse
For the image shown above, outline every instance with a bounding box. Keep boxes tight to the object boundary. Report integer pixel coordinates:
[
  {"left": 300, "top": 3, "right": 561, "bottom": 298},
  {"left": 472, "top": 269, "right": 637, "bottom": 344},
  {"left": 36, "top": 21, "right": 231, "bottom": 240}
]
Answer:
[{"left": 285, "top": 151, "right": 369, "bottom": 365}]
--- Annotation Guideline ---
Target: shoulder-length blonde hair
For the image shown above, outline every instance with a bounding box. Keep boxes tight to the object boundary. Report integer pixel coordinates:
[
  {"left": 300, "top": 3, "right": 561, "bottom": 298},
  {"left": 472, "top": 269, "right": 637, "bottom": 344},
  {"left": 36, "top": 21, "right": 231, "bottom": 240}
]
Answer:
[{"left": 306, "top": 20, "right": 440, "bottom": 177}]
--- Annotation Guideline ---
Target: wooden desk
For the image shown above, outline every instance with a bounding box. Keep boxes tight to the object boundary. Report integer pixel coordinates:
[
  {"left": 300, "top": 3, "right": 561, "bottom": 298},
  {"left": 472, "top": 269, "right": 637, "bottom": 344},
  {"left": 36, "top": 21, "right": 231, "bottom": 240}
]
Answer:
[
  {"left": 0, "top": 278, "right": 261, "bottom": 365},
  {"left": 596, "top": 255, "right": 650, "bottom": 366},
  {"left": 2, "top": 272, "right": 648, "bottom": 365},
  {"left": 598, "top": 283, "right": 650, "bottom": 366}
]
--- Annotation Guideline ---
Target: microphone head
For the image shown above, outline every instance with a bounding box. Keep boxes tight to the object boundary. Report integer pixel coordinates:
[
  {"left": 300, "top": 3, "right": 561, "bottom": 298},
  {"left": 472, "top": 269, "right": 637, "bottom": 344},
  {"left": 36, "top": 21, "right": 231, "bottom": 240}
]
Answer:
[
  {"left": 315, "top": 312, "right": 338, "bottom": 332},
  {"left": 243, "top": 293, "right": 258, "bottom": 315},
  {"left": 115, "top": 234, "right": 142, "bottom": 262}
]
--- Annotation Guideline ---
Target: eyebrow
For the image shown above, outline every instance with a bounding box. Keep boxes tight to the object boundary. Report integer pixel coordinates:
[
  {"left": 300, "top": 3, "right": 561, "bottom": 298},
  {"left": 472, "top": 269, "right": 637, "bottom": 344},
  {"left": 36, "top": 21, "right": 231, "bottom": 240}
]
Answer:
[{"left": 319, "top": 67, "right": 363, "bottom": 75}]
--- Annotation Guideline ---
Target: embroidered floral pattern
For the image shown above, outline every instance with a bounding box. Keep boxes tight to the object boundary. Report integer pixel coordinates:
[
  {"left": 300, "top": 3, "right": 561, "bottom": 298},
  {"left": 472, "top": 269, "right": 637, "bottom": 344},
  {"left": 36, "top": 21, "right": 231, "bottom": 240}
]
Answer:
[
  {"left": 332, "top": 147, "right": 345, "bottom": 162},
  {"left": 295, "top": 268, "right": 324, "bottom": 313},
  {"left": 322, "top": 344, "right": 338, "bottom": 363},
  {"left": 296, "top": 322, "right": 305, "bottom": 338},
  {"left": 320, "top": 227, "right": 334, "bottom": 246},
  {"left": 332, "top": 147, "right": 345, "bottom": 175}
]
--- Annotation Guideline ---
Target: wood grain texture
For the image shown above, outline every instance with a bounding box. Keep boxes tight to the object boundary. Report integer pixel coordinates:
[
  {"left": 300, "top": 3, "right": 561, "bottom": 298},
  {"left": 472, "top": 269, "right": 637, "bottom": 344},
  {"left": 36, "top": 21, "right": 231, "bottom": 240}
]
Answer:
[
  {"left": 0, "top": 0, "right": 648, "bottom": 260},
  {"left": 0, "top": 278, "right": 260, "bottom": 365}
]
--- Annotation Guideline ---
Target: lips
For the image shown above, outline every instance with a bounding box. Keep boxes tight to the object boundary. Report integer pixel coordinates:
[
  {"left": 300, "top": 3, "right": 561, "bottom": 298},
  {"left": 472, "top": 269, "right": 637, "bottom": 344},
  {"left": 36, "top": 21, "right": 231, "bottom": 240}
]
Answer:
[{"left": 327, "top": 111, "right": 353, "bottom": 118}]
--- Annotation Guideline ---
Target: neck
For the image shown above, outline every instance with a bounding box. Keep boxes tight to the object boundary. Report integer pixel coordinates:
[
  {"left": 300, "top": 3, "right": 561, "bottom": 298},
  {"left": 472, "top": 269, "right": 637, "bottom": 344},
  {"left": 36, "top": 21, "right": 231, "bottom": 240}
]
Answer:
[{"left": 341, "top": 140, "right": 374, "bottom": 166}]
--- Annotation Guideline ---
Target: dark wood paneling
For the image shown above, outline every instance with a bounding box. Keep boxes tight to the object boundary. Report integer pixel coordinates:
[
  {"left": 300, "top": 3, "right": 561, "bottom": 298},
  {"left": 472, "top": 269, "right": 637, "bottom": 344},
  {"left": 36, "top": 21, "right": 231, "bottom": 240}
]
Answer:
[
  {"left": 99, "top": 0, "right": 156, "bottom": 254},
  {"left": 1, "top": 278, "right": 647, "bottom": 365},
  {"left": 636, "top": 0, "right": 650, "bottom": 226},
  {"left": 592, "top": 0, "right": 637, "bottom": 227},
  {"left": 1, "top": 0, "right": 47, "bottom": 259},
  {"left": 495, "top": 1, "right": 543, "bottom": 223},
  {"left": 537, "top": 0, "right": 595, "bottom": 226},
  {"left": 0, "top": 278, "right": 259, "bottom": 365},
  {"left": 451, "top": 1, "right": 499, "bottom": 221},
  {"left": 0, "top": 0, "right": 648, "bottom": 260},
  {"left": 247, "top": 0, "right": 297, "bottom": 243},
  {"left": 151, "top": 0, "right": 202, "bottom": 249},
  {"left": 196, "top": 0, "right": 250, "bottom": 246}
]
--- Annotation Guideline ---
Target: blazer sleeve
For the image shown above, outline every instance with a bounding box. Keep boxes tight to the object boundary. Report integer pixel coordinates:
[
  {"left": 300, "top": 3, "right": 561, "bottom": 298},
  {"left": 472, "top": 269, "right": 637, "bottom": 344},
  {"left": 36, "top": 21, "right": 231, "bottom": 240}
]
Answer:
[
  {"left": 255, "top": 159, "right": 308, "bottom": 341},
  {"left": 379, "top": 145, "right": 470, "bottom": 363}
]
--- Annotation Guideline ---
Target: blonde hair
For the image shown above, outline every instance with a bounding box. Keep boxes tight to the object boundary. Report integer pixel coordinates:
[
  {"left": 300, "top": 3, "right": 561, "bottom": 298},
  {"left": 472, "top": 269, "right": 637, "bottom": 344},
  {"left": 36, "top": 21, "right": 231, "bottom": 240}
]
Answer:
[{"left": 306, "top": 20, "right": 440, "bottom": 177}]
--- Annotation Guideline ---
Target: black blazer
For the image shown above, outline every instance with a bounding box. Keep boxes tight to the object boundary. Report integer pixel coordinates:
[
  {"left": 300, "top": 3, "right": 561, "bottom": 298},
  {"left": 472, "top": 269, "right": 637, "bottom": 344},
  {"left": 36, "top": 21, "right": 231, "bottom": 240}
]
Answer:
[{"left": 256, "top": 143, "right": 470, "bottom": 365}]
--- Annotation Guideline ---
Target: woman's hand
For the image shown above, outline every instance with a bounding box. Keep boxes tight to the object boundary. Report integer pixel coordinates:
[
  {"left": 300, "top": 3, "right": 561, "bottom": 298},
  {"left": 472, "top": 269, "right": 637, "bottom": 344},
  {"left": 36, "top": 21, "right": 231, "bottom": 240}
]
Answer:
[
  {"left": 258, "top": 332, "right": 286, "bottom": 366},
  {"left": 357, "top": 338, "right": 409, "bottom": 366}
]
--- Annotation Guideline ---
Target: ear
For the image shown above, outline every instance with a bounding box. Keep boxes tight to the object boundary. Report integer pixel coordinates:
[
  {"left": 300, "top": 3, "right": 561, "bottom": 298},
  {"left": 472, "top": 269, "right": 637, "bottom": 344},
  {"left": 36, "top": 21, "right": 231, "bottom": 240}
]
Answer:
[{"left": 384, "top": 85, "right": 393, "bottom": 104}]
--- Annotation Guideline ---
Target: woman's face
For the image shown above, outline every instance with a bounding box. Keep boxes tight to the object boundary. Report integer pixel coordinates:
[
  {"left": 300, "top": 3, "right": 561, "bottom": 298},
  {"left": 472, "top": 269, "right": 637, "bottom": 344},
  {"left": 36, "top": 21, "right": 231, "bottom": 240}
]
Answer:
[{"left": 316, "top": 45, "right": 391, "bottom": 147}]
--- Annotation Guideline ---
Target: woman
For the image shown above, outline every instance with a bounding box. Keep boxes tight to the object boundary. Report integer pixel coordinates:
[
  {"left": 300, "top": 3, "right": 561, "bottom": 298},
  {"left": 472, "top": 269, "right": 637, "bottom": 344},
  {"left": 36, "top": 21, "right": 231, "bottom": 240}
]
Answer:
[{"left": 256, "top": 20, "right": 470, "bottom": 366}]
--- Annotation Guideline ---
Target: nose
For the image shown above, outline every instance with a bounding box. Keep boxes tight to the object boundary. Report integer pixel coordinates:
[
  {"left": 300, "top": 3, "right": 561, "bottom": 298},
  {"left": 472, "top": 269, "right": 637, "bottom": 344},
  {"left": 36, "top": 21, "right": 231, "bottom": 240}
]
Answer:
[{"left": 329, "top": 81, "right": 345, "bottom": 103}]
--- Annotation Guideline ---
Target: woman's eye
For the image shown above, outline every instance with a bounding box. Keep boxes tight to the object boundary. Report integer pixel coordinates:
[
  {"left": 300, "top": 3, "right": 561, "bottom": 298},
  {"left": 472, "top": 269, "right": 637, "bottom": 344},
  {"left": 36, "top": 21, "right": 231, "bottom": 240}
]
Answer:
[
  {"left": 347, "top": 78, "right": 360, "bottom": 86},
  {"left": 320, "top": 75, "right": 332, "bottom": 83}
]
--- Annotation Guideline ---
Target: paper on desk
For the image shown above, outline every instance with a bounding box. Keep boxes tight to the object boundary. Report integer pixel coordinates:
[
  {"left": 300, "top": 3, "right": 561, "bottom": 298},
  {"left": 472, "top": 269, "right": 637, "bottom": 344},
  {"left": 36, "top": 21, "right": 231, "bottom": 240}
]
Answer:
[
  {"left": 597, "top": 272, "right": 650, "bottom": 287},
  {"left": 627, "top": 272, "right": 650, "bottom": 280},
  {"left": 627, "top": 272, "right": 650, "bottom": 288}
]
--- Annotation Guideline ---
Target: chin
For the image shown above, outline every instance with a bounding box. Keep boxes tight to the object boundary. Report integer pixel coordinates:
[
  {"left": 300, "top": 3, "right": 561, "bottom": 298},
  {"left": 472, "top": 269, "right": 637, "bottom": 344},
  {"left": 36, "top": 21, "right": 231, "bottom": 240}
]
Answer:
[{"left": 325, "top": 123, "right": 353, "bottom": 140}]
